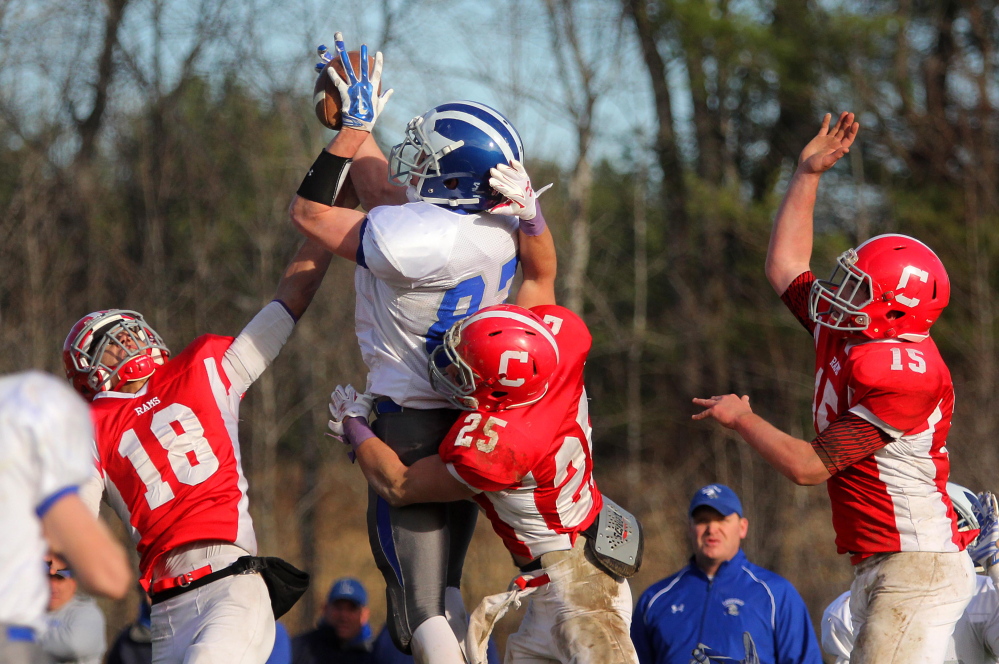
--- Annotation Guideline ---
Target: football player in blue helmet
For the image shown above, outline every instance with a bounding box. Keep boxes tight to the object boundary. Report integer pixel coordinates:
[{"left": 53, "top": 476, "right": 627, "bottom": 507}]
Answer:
[
  {"left": 290, "top": 33, "right": 556, "bottom": 664},
  {"left": 388, "top": 101, "right": 527, "bottom": 211}
]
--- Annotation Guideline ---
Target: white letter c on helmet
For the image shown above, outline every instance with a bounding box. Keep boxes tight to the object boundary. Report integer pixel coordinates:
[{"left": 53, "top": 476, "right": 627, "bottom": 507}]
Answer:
[{"left": 498, "top": 350, "right": 529, "bottom": 386}]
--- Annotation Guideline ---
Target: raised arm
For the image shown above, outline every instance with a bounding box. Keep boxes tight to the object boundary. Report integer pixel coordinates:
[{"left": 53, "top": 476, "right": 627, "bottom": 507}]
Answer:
[
  {"left": 766, "top": 112, "right": 858, "bottom": 294},
  {"left": 351, "top": 133, "right": 408, "bottom": 209},
  {"left": 289, "top": 33, "right": 393, "bottom": 260},
  {"left": 273, "top": 239, "right": 334, "bottom": 320},
  {"left": 516, "top": 222, "right": 557, "bottom": 308},
  {"left": 489, "top": 161, "right": 557, "bottom": 308}
]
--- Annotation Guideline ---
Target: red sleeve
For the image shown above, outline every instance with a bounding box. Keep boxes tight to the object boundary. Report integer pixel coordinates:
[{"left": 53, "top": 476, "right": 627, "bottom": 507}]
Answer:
[
  {"left": 528, "top": 305, "right": 592, "bottom": 362},
  {"left": 439, "top": 413, "right": 540, "bottom": 492},
  {"left": 779, "top": 271, "right": 816, "bottom": 335},
  {"left": 847, "top": 344, "right": 943, "bottom": 433},
  {"left": 811, "top": 412, "right": 895, "bottom": 474}
]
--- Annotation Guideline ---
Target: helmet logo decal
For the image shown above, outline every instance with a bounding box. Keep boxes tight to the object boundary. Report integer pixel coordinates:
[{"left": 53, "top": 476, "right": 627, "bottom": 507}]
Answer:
[
  {"left": 894, "top": 266, "right": 929, "bottom": 307},
  {"left": 498, "top": 350, "right": 529, "bottom": 387}
]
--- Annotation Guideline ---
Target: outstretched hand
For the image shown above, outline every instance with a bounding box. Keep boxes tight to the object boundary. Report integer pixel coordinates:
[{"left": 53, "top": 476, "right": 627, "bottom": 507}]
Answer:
[
  {"left": 325, "top": 32, "right": 393, "bottom": 133},
  {"left": 489, "top": 160, "right": 552, "bottom": 222},
  {"left": 691, "top": 394, "right": 753, "bottom": 430},
  {"left": 797, "top": 112, "right": 859, "bottom": 175}
]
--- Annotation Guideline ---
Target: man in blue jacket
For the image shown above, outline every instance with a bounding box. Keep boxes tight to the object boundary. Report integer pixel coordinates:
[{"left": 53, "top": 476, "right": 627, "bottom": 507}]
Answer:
[{"left": 632, "top": 484, "right": 821, "bottom": 664}]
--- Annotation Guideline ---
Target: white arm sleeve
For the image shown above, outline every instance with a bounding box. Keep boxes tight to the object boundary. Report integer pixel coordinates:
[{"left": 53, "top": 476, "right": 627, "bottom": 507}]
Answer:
[
  {"left": 77, "top": 438, "right": 105, "bottom": 518},
  {"left": 221, "top": 301, "right": 296, "bottom": 397},
  {"left": 362, "top": 203, "right": 460, "bottom": 287}
]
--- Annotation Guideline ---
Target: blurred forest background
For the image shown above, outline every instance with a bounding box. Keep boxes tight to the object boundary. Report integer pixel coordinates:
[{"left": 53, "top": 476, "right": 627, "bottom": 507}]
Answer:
[{"left": 2, "top": 0, "right": 997, "bottom": 659}]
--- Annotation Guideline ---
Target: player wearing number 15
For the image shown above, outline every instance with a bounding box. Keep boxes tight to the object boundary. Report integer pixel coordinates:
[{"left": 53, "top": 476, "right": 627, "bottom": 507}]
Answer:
[
  {"left": 693, "top": 113, "right": 975, "bottom": 663},
  {"left": 62, "top": 240, "right": 334, "bottom": 664}
]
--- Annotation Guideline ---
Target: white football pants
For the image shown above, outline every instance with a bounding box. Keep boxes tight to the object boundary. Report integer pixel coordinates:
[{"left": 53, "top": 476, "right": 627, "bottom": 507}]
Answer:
[
  {"left": 504, "top": 538, "right": 637, "bottom": 664},
  {"left": 849, "top": 550, "right": 975, "bottom": 664},
  {"left": 150, "top": 543, "right": 275, "bottom": 664}
]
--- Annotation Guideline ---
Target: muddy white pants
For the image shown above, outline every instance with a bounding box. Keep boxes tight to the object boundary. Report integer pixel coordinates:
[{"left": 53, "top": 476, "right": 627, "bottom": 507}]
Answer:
[
  {"left": 849, "top": 550, "right": 975, "bottom": 664},
  {"left": 503, "top": 538, "right": 638, "bottom": 664},
  {"left": 151, "top": 543, "right": 275, "bottom": 664}
]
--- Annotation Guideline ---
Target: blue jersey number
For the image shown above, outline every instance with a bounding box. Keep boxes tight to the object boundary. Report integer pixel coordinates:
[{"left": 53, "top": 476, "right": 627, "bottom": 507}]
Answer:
[{"left": 425, "top": 256, "right": 518, "bottom": 355}]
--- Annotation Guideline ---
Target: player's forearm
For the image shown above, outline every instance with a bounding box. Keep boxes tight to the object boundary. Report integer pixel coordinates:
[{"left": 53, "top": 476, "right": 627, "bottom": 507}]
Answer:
[
  {"left": 42, "top": 495, "right": 131, "bottom": 599},
  {"left": 272, "top": 239, "right": 334, "bottom": 320},
  {"left": 290, "top": 129, "right": 370, "bottom": 259},
  {"left": 350, "top": 133, "right": 408, "bottom": 209},
  {"left": 732, "top": 413, "right": 830, "bottom": 485},
  {"left": 766, "top": 168, "right": 820, "bottom": 294},
  {"left": 354, "top": 436, "right": 411, "bottom": 507},
  {"left": 515, "top": 227, "right": 557, "bottom": 308}
]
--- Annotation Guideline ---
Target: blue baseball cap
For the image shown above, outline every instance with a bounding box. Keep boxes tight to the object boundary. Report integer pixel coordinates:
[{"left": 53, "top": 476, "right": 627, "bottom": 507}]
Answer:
[
  {"left": 326, "top": 577, "right": 367, "bottom": 606},
  {"left": 689, "top": 484, "right": 743, "bottom": 517}
]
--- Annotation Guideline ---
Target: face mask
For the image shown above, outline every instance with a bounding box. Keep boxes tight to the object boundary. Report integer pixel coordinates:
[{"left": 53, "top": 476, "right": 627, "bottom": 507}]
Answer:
[{"left": 405, "top": 184, "right": 421, "bottom": 203}]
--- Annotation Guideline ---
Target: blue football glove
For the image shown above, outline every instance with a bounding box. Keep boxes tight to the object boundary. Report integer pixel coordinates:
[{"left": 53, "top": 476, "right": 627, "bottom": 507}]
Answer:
[
  {"left": 969, "top": 490, "right": 999, "bottom": 570},
  {"left": 324, "top": 32, "right": 393, "bottom": 133}
]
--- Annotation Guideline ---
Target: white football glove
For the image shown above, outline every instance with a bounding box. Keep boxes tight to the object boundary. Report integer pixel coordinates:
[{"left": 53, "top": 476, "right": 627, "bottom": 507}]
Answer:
[
  {"left": 488, "top": 160, "right": 552, "bottom": 220},
  {"left": 328, "top": 32, "right": 393, "bottom": 133},
  {"left": 327, "top": 384, "right": 374, "bottom": 441},
  {"left": 970, "top": 490, "right": 999, "bottom": 570}
]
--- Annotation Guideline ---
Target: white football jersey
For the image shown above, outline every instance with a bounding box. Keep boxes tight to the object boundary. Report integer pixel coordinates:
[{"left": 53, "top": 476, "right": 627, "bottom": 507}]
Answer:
[
  {"left": 823, "top": 578, "right": 999, "bottom": 664},
  {"left": 355, "top": 201, "right": 519, "bottom": 408},
  {"left": 0, "top": 371, "right": 94, "bottom": 629}
]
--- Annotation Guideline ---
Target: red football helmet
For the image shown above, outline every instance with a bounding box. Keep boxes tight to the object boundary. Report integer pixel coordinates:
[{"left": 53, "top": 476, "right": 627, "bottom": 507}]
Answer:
[
  {"left": 428, "top": 304, "right": 560, "bottom": 411},
  {"left": 809, "top": 234, "right": 950, "bottom": 340},
  {"left": 63, "top": 310, "right": 170, "bottom": 399}
]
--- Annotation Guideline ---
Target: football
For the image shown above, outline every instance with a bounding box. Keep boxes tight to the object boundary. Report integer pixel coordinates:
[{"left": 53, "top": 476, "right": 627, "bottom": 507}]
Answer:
[{"left": 313, "top": 50, "right": 381, "bottom": 131}]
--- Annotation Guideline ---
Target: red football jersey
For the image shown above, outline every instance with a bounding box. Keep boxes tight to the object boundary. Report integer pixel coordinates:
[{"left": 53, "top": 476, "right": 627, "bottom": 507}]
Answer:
[
  {"left": 438, "top": 305, "right": 603, "bottom": 561},
  {"left": 784, "top": 272, "right": 972, "bottom": 557},
  {"left": 89, "top": 335, "right": 255, "bottom": 580}
]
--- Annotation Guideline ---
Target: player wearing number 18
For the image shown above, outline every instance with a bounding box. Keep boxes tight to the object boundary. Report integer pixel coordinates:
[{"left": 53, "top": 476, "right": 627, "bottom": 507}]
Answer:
[
  {"left": 693, "top": 113, "right": 975, "bottom": 664},
  {"left": 62, "top": 239, "right": 334, "bottom": 664}
]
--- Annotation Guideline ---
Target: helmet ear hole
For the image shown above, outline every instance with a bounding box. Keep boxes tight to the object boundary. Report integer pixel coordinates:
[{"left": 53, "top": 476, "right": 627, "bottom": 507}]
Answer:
[
  {"left": 443, "top": 178, "right": 459, "bottom": 190},
  {"left": 886, "top": 310, "right": 905, "bottom": 320}
]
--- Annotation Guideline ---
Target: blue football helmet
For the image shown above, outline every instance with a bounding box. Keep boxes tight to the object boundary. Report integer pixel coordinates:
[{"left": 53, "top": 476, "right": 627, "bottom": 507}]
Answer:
[{"left": 388, "top": 101, "right": 524, "bottom": 212}]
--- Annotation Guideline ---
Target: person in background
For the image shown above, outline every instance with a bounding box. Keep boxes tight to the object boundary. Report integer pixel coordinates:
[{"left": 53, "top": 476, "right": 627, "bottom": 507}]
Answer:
[
  {"left": 632, "top": 484, "right": 822, "bottom": 664},
  {"left": 291, "top": 577, "right": 405, "bottom": 664},
  {"left": 39, "top": 557, "right": 106, "bottom": 664}
]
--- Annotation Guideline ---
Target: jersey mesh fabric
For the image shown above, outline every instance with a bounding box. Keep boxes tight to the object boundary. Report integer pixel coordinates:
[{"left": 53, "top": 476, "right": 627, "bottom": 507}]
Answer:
[
  {"left": 355, "top": 202, "right": 519, "bottom": 408},
  {"left": 811, "top": 412, "right": 894, "bottom": 474},
  {"left": 0, "top": 372, "right": 93, "bottom": 628},
  {"left": 438, "top": 305, "right": 603, "bottom": 560},
  {"left": 89, "top": 335, "right": 256, "bottom": 581},
  {"left": 782, "top": 271, "right": 970, "bottom": 557}
]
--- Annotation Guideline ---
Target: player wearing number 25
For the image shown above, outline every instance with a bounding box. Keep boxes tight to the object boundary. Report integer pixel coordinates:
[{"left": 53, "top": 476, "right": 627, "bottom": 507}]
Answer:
[
  {"left": 330, "top": 302, "right": 642, "bottom": 664},
  {"left": 694, "top": 112, "right": 975, "bottom": 664},
  {"left": 289, "top": 32, "right": 556, "bottom": 663},
  {"left": 61, "top": 239, "right": 334, "bottom": 664}
]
